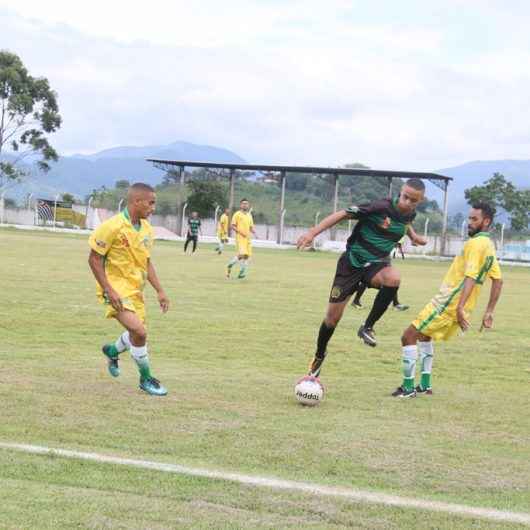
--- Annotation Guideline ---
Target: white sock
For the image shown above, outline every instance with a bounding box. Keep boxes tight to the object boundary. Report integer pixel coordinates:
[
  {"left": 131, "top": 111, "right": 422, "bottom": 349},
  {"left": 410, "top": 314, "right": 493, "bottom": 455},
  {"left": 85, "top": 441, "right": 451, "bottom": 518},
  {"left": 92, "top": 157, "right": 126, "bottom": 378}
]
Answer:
[
  {"left": 418, "top": 341, "right": 434, "bottom": 376},
  {"left": 402, "top": 345, "right": 418, "bottom": 381},
  {"left": 130, "top": 344, "right": 151, "bottom": 379},
  {"left": 115, "top": 331, "right": 131, "bottom": 353}
]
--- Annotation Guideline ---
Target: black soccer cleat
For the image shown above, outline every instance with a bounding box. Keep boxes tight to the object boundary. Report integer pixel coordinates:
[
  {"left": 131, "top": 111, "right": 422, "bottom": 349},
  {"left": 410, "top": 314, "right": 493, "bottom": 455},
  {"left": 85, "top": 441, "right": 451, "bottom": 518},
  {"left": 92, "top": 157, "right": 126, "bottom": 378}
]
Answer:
[
  {"left": 415, "top": 385, "right": 433, "bottom": 396},
  {"left": 351, "top": 300, "right": 363, "bottom": 309},
  {"left": 357, "top": 325, "right": 376, "bottom": 347},
  {"left": 391, "top": 385, "right": 417, "bottom": 398}
]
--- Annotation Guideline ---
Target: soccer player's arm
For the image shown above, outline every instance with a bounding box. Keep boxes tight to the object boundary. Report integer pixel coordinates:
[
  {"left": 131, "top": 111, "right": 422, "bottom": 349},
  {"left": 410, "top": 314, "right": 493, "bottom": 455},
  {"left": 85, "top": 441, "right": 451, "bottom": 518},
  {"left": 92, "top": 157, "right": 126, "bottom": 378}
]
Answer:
[
  {"left": 88, "top": 222, "right": 123, "bottom": 312},
  {"left": 455, "top": 240, "right": 483, "bottom": 331},
  {"left": 231, "top": 213, "right": 243, "bottom": 237},
  {"left": 406, "top": 224, "right": 427, "bottom": 246},
  {"left": 296, "top": 209, "right": 350, "bottom": 249},
  {"left": 481, "top": 257, "right": 503, "bottom": 331},
  {"left": 145, "top": 227, "right": 169, "bottom": 313}
]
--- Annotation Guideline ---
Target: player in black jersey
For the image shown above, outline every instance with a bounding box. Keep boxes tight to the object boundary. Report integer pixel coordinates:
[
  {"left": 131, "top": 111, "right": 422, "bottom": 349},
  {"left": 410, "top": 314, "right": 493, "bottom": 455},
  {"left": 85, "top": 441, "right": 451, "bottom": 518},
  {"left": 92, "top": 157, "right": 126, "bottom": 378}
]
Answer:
[{"left": 297, "top": 179, "right": 427, "bottom": 378}]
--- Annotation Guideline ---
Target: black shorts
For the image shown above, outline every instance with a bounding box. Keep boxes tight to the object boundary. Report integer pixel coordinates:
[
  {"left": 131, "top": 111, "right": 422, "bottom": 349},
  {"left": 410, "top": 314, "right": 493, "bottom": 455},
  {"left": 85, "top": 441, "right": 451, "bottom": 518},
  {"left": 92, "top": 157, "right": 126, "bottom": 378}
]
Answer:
[
  {"left": 186, "top": 234, "right": 198, "bottom": 242},
  {"left": 328, "top": 253, "right": 389, "bottom": 303}
]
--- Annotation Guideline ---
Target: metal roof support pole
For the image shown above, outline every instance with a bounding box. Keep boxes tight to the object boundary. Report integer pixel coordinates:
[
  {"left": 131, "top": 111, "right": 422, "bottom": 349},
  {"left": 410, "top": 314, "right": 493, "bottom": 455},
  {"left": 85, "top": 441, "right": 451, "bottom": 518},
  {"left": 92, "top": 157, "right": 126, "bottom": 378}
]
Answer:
[
  {"left": 228, "top": 169, "right": 235, "bottom": 236},
  {"left": 440, "top": 180, "right": 449, "bottom": 256},
  {"left": 331, "top": 174, "right": 339, "bottom": 241},
  {"left": 176, "top": 165, "right": 185, "bottom": 236},
  {"left": 276, "top": 170, "right": 286, "bottom": 244}
]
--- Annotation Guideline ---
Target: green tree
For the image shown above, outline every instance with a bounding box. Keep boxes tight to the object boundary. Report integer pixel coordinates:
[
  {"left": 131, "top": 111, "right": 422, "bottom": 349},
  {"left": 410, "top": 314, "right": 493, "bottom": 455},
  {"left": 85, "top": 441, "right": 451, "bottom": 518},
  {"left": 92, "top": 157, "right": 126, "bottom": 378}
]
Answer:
[
  {"left": 465, "top": 173, "right": 529, "bottom": 231},
  {"left": 0, "top": 50, "right": 62, "bottom": 191},
  {"left": 186, "top": 179, "right": 228, "bottom": 217},
  {"left": 61, "top": 193, "right": 75, "bottom": 204},
  {"left": 115, "top": 179, "right": 130, "bottom": 189}
]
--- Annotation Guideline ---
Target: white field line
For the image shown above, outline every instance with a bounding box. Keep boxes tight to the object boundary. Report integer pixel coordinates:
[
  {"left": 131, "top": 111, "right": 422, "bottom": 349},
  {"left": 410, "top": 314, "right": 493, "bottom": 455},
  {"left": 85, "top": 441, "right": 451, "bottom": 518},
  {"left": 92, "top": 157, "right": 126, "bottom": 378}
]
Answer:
[{"left": 1, "top": 442, "right": 529, "bottom": 526}]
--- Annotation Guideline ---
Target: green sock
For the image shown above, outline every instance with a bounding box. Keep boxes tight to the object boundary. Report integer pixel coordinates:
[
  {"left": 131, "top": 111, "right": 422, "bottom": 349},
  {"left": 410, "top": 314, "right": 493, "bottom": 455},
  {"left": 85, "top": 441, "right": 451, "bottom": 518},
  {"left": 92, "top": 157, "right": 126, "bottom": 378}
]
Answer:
[
  {"left": 403, "top": 377, "right": 415, "bottom": 391},
  {"left": 420, "top": 372, "right": 431, "bottom": 390},
  {"left": 402, "top": 345, "right": 417, "bottom": 391},
  {"left": 105, "top": 344, "right": 119, "bottom": 357},
  {"left": 131, "top": 345, "right": 152, "bottom": 380}
]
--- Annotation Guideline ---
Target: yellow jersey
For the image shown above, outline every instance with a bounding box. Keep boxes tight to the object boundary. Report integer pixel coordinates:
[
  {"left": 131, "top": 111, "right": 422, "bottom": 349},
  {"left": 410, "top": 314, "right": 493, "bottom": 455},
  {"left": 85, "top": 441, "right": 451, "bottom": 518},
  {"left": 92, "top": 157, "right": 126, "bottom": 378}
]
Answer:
[
  {"left": 217, "top": 213, "right": 229, "bottom": 237},
  {"left": 231, "top": 210, "right": 254, "bottom": 239},
  {"left": 430, "top": 232, "right": 502, "bottom": 317},
  {"left": 88, "top": 208, "right": 154, "bottom": 298}
]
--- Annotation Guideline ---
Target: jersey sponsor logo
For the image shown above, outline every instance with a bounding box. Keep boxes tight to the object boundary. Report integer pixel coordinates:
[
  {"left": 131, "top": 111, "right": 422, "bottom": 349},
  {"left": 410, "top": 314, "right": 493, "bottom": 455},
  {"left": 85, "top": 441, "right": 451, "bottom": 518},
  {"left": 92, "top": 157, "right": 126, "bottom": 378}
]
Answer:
[{"left": 95, "top": 239, "right": 107, "bottom": 248}]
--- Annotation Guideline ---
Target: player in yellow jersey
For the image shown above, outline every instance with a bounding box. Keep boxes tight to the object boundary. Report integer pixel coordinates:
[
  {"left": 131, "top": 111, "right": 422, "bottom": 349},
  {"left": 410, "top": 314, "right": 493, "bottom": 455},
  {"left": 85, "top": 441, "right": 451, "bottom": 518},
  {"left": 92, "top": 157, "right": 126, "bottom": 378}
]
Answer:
[
  {"left": 215, "top": 208, "right": 230, "bottom": 255},
  {"left": 393, "top": 202, "right": 503, "bottom": 398},
  {"left": 88, "top": 183, "right": 170, "bottom": 396},
  {"left": 226, "top": 199, "right": 256, "bottom": 279}
]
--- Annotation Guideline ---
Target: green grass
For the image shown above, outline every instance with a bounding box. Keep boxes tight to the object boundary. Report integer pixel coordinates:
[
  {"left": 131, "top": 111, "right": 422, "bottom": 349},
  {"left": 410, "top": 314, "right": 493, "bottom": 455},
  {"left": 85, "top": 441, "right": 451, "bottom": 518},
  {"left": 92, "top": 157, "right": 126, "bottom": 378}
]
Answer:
[{"left": 0, "top": 228, "right": 529, "bottom": 528}]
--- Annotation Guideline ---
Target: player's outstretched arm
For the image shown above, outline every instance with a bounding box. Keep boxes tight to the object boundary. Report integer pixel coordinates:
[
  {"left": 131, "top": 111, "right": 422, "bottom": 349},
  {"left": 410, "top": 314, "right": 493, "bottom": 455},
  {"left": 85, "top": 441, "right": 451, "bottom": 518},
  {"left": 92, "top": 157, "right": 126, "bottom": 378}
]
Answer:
[
  {"left": 480, "top": 278, "right": 503, "bottom": 331},
  {"left": 455, "top": 277, "right": 477, "bottom": 331},
  {"left": 147, "top": 259, "right": 169, "bottom": 313},
  {"left": 297, "top": 210, "right": 349, "bottom": 249},
  {"left": 88, "top": 249, "right": 123, "bottom": 312},
  {"left": 406, "top": 225, "right": 427, "bottom": 246}
]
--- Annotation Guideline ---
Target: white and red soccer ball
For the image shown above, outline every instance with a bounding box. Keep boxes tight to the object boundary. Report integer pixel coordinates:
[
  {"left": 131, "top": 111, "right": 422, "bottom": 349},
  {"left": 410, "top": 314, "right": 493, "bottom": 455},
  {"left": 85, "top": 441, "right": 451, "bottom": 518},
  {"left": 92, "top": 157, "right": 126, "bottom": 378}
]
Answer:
[{"left": 294, "top": 375, "right": 324, "bottom": 406}]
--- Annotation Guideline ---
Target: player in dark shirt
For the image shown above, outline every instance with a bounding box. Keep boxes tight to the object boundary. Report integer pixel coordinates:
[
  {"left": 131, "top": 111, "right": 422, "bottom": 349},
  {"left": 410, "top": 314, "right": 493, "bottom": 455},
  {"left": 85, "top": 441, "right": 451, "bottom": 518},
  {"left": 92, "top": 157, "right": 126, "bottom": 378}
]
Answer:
[
  {"left": 297, "top": 178, "right": 427, "bottom": 378},
  {"left": 184, "top": 211, "right": 202, "bottom": 253}
]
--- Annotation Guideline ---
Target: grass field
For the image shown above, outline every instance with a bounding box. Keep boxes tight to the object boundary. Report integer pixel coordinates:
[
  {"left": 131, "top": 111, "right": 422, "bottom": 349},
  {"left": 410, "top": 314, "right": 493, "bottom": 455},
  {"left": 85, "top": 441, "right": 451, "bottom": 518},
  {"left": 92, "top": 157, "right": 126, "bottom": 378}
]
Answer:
[{"left": 0, "top": 227, "right": 529, "bottom": 529}]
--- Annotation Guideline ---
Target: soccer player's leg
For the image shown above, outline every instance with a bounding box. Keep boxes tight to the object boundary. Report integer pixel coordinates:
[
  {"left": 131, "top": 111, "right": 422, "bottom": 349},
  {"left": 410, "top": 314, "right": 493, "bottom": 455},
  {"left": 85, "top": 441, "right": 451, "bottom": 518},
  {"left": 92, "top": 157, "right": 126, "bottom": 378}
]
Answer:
[
  {"left": 192, "top": 235, "right": 198, "bottom": 253},
  {"left": 102, "top": 330, "right": 130, "bottom": 378},
  {"left": 308, "top": 253, "right": 361, "bottom": 377},
  {"left": 391, "top": 324, "right": 424, "bottom": 398},
  {"left": 358, "top": 264, "right": 400, "bottom": 347},
  {"left": 115, "top": 302, "right": 167, "bottom": 396},
  {"left": 350, "top": 281, "right": 367, "bottom": 309},
  {"left": 308, "top": 300, "right": 350, "bottom": 377}
]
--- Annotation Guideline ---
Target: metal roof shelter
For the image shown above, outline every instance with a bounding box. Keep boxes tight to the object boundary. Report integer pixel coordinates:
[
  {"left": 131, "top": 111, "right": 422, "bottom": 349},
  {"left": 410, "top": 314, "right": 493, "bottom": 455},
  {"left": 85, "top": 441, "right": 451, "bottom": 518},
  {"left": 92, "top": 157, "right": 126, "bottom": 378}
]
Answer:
[{"left": 147, "top": 159, "right": 453, "bottom": 253}]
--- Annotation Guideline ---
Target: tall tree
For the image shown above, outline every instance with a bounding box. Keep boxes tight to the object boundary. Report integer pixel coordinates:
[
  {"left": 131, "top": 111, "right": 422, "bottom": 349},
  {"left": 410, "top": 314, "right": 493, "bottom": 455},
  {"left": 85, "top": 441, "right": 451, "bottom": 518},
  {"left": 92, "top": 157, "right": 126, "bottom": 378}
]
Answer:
[
  {"left": 0, "top": 50, "right": 62, "bottom": 191},
  {"left": 465, "top": 173, "right": 529, "bottom": 231},
  {"left": 186, "top": 179, "right": 228, "bottom": 217}
]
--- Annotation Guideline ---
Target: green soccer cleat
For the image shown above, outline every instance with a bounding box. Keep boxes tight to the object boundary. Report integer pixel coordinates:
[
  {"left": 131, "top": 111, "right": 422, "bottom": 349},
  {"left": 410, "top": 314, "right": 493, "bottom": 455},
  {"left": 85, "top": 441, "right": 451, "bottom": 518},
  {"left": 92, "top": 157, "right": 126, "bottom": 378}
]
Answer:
[
  {"left": 102, "top": 344, "right": 120, "bottom": 377},
  {"left": 139, "top": 377, "right": 168, "bottom": 396}
]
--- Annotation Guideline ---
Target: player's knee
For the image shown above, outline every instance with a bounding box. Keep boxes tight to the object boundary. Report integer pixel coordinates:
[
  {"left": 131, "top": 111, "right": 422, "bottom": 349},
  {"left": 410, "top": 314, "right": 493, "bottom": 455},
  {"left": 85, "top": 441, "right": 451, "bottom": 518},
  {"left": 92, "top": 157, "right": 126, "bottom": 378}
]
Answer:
[
  {"left": 383, "top": 269, "right": 401, "bottom": 288},
  {"left": 325, "top": 311, "right": 342, "bottom": 328},
  {"left": 130, "top": 326, "right": 147, "bottom": 345},
  {"left": 401, "top": 326, "right": 417, "bottom": 346}
]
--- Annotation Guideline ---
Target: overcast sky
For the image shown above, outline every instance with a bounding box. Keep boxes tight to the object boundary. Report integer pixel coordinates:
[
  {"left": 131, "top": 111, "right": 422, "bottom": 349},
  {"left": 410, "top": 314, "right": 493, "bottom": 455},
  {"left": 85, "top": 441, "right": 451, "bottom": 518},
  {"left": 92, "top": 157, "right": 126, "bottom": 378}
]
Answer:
[{"left": 2, "top": 1, "right": 530, "bottom": 171}]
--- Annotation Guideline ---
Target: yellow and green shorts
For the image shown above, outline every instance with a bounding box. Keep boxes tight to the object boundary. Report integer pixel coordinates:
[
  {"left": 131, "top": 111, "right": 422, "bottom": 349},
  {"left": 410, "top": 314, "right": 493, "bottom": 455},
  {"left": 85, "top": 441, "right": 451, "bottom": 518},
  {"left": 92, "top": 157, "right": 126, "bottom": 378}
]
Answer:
[
  {"left": 98, "top": 292, "right": 146, "bottom": 323},
  {"left": 236, "top": 237, "right": 252, "bottom": 257},
  {"left": 412, "top": 302, "right": 461, "bottom": 342}
]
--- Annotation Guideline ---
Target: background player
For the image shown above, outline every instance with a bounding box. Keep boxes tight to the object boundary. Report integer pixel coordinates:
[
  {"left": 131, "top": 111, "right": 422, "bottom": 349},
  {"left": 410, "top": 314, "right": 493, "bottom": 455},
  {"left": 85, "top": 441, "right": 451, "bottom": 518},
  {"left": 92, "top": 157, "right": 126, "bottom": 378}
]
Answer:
[
  {"left": 297, "top": 179, "right": 427, "bottom": 378},
  {"left": 393, "top": 202, "right": 503, "bottom": 398},
  {"left": 88, "top": 183, "right": 170, "bottom": 396},
  {"left": 215, "top": 207, "right": 230, "bottom": 254},
  {"left": 227, "top": 199, "right": 256, "bottom": 279},
  {"left": 184, "top": 211, "right": 202, "bottom": 254}
]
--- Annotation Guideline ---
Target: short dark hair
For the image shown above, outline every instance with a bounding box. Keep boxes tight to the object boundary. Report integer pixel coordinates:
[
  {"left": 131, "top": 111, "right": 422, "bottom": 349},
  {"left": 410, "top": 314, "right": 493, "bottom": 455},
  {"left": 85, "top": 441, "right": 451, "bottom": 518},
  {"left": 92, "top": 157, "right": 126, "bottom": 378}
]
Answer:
[
  {"left": 471, "top": 201, "right": 496, "bottom": 222},
  {"left": 240, "top": 198, "right": 249, "bottom": 203},
  {"left": 130, "top": 182, "right": 155, "bottom": 193},
  {"left": 404, "top": 178, "right": 425, "bottom": 192}
]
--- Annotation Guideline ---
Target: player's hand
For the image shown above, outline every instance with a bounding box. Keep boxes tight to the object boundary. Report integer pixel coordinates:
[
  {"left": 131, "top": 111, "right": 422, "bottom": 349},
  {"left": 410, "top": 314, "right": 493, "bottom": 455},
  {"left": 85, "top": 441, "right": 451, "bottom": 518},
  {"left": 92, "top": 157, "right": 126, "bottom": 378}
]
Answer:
[
  {"left": 297, "top": 231, "right": 314, "bottom": 249},
  {"left": 413, "top": 235, "right": 428, "bottom": 246},
  {"left": 158, "top": 290, "right": 170, "bottom": 313},
  {"left": 480, "top": 312, "right": 493, "bottom": 332},
  {"left": 456, "top": 307, "right": 470, "bottom": 332},
  {"left": 106, "top": 288, "right": 123, "bottom": 312}
]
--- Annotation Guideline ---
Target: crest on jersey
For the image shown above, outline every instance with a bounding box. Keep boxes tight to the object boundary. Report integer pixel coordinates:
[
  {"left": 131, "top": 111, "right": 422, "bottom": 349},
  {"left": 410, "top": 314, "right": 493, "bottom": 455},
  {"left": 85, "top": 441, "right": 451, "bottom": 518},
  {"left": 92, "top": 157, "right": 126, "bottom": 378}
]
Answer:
[
  {"left": 120, "top": 235, "right": 130, "bottom": 247},
  {"left": 330, "top": 286, "right": 342, "bottom": 299},
  {"left": 380, "top": 216, "right": 391, "bottom": 229}
]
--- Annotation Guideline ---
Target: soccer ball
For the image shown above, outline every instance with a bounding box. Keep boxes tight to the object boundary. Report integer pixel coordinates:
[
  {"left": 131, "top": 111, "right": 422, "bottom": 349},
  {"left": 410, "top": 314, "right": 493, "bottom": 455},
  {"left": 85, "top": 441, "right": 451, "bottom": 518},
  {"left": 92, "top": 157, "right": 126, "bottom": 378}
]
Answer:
[{"left": 294, "top": 375, "right": 324, "bottom": 406}]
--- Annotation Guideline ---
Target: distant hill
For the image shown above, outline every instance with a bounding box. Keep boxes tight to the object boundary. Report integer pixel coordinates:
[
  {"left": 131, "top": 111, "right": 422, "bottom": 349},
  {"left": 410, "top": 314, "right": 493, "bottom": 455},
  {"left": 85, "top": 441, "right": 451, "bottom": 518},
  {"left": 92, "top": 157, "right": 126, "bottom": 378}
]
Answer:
[
  {"left": 436, "top": 159, "right": 530, "bottom": 214},
  {"left": 3, "top": 141, "right": 246, "bottom": 199}
]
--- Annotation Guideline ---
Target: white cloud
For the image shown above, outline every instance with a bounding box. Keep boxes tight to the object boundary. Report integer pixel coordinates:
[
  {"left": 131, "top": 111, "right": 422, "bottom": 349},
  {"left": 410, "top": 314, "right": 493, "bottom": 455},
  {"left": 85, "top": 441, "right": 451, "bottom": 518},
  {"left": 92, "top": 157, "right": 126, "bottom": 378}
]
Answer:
[{"left": 1, "top": 2, "right": 530, "bottom": 172}]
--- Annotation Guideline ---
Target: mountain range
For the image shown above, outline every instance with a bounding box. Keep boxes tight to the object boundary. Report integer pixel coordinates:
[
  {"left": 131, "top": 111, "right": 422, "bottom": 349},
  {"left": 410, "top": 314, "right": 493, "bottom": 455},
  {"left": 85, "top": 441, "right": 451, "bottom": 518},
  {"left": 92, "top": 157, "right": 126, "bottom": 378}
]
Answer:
[{"left": 2, "top": 141, "right": 529, "bottom": 214}]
